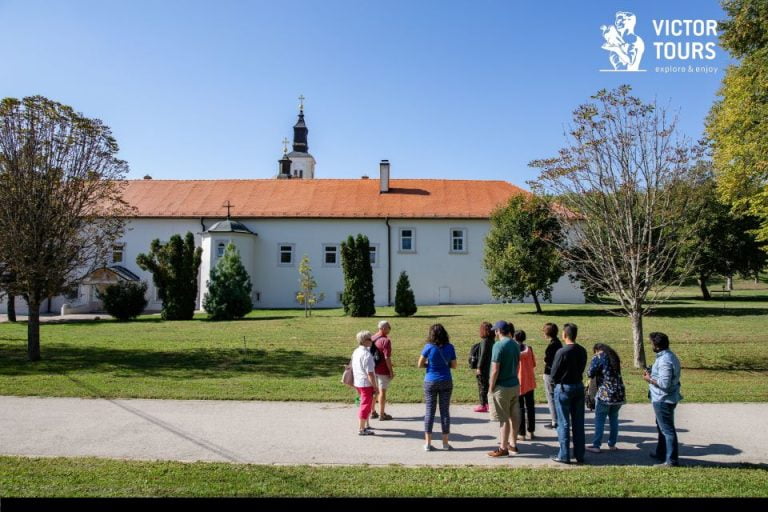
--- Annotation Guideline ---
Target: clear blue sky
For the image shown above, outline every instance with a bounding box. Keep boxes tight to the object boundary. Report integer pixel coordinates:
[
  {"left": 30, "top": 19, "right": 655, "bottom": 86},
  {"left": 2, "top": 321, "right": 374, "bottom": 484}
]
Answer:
[{"left": 0, "top": 0, "right": 731, "bottom": 187}]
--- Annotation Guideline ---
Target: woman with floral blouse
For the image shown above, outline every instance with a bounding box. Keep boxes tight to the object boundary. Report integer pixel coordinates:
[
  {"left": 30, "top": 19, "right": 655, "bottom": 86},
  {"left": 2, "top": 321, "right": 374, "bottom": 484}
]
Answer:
[{"left": 585, "top": 343, "right": 626, "bottom": 453}]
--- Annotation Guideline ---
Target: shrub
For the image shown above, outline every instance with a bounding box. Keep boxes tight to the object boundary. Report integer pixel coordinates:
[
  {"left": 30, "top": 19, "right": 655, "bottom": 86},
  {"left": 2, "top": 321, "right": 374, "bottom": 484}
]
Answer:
[
  {"left": 98, "top": 281, "right": 148, "bottom": 321},
  {"left": 394, "top": 271, "right": 417, "bottom": 317},
  {"left": 203, "top": 242, "right": 253, "bottom": 321},
  {"left": 136, "top": 232, "right": 202, "bottom": 320}
]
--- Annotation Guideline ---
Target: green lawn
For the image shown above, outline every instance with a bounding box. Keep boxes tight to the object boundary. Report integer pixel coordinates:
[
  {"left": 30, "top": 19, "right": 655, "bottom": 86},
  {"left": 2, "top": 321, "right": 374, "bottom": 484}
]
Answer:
[
  {"left": 2, "top": 456, "right": 766, "bottom": 497},
  {"left": 1, "top": 286, "right": 767, "bottom": 403}
]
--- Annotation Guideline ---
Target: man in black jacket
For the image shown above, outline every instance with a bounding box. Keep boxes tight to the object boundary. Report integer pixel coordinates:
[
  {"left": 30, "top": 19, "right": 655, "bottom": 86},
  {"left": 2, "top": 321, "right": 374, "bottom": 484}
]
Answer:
[
  {"left": 542, "top": 323, "right": 562, "bottom": 428},
  {"left": 549, "top": 323, "right": 587, "bottom": 464}
]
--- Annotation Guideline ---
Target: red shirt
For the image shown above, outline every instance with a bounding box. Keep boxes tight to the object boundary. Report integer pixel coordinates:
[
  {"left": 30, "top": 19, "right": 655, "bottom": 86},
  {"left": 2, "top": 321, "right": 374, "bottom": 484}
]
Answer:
[
  {"left": 372, "top": 333, "right": 392, "bottom": 375},
  {"left": 518, "top": 345, "right": 537, "bottom": 395}
]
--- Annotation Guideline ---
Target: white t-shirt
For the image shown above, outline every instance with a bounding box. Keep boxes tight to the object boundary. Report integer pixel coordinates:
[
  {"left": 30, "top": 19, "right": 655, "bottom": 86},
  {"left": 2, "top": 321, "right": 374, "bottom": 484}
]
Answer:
[{"left": 351, "top": 345, "right": 375, "bottom": 388}]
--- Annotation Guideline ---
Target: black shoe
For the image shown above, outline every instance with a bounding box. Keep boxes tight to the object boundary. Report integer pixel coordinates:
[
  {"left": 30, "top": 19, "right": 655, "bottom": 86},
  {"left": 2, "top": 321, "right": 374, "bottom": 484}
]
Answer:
[
  {"left": 550, "top": 456, "right": 570, "bottom": 464},
  {"left": 544, "top": 424, "right": 557, "bottom": 429}
]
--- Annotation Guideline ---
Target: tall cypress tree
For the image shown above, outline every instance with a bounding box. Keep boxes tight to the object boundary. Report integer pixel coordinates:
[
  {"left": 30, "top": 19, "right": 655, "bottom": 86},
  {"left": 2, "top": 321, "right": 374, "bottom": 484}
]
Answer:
[
  {"left": 203, "top": 243, "right": 253, "bottom": 320},
  {"left": 341, "top": 234, "right": 375, "bottom": 317}
]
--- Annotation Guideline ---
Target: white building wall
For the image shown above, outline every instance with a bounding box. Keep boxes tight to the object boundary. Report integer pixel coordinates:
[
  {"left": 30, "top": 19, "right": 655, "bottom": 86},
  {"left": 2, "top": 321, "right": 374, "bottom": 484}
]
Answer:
[
  {"left": 0, "top": 216, "right": 584, "bottom": 315},
  {"left": 247, "top": 218, "right": 388, "bottom": 308},
  {"left": 389, "top": 219, "right": 492, "bottom": 305}
]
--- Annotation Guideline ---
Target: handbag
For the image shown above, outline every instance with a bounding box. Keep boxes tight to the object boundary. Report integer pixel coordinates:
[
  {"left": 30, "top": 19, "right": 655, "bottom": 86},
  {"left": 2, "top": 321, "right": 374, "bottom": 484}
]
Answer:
[
  {"left": 586, "top": 376, "right": 598, "bottom": 411},
  {"left": 341, "top": 360, "right": 354, "bottom": 387}
]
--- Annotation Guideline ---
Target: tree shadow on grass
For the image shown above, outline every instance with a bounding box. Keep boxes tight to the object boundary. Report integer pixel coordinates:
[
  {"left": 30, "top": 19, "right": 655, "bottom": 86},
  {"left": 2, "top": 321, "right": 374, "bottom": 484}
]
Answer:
[
  {"left": 532, "top": 307, "right": 768, "bottom": 319},
  {"left": 32, "top": 315, "right": 299, "bottom": 327},
  {"left": 0, "top": 344, "right": 345, "bottom": 380}
]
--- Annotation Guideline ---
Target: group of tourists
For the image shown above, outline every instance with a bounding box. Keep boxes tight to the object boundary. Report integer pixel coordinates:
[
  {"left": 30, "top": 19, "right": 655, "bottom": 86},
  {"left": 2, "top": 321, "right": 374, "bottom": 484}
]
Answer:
[{"left": 349, "top": 319, "right": 683, "bottom": 466}]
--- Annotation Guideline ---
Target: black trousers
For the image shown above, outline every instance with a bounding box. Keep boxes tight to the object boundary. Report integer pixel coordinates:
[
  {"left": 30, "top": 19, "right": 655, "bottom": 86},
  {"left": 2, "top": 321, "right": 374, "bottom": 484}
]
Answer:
[
  {"left": 476, "top": 373, "right": 490, "bottom": 406},
  {"left": 519, "top": 390, "right": 536, "bottom": 434}
]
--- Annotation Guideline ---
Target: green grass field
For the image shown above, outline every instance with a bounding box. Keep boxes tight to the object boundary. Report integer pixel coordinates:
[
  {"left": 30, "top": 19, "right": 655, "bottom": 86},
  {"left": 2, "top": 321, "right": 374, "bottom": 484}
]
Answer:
[
  {"left": 2, "top": 456, "right": 766, "bottom": 497},
  {"left": 1, "top": 281, "right": 767, "bottom": 403}
]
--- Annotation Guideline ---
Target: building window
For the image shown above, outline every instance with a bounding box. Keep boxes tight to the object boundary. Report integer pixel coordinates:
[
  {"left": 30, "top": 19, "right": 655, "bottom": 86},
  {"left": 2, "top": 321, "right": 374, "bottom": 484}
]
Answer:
[
  {"left": 369, "top": 244, "right": 379, "bottom": 266},
  {"left": 216, "top": 241, "right": 227, "bottom": 258},
  {"left": 112, "top": 243, "right": 125, "bottom": 264},
  {"left": 278, "top": 244, "right": 295, "bottom": 266},
  {"left": 254, "top": 291, "right": 261, "bottom": 302},
  {"left": 450, "top": 228, "right": 467, "bottom": 253},
  {"left": 399, "top": 228, "right": 415, "bottom": 252},
  {"left": 323, "top": 244, "right": 339, "bottom": 266},
  {"left": 336, "top": 291, "right": 344, "bottom": 303}
]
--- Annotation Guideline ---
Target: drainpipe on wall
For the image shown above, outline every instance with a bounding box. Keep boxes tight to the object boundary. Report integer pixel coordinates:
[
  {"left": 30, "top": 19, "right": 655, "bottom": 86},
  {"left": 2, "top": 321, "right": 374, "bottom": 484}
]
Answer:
[
  {"left": 200, "top": 217, "right": 206, "bottom": 233},
  {"left": 385, "top": 217, "right": 391, "bottom": 306}
]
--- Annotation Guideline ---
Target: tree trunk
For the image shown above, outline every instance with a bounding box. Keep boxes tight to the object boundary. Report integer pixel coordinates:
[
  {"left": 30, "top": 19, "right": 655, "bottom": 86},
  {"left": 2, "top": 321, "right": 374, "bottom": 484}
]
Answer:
[
  {"left": 531, "top": 290, "right": 543, "bottom": 314},
  {"left": 7, "top": 293, "right": 16, "bottom": 322},
  {"left": 726, "top": 276, "right": 733, "bottom": 291},
  {"left": 699, "top": 276, "right": 711, "bottom": 300},
  {"left": 27, "top": 301, "right": 41, "bottom": 361},
  {"left": 631, "top": 310, "right": 646, "bottom": 369}
]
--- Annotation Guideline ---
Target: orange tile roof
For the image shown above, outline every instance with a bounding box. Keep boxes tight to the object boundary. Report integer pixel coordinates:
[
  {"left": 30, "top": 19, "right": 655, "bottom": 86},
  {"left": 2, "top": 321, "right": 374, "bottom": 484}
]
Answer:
[{"left": 120, "top": 179, "right": 528, "bottom": 219}]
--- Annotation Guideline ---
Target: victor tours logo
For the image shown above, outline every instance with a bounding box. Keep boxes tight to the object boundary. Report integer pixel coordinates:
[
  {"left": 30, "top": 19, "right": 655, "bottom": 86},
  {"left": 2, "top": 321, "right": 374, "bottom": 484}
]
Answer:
[
  {"left": 599, "top": 10, "right": 720, "bottom": 74},
  {"left": 600, "top": 11, "right": 645, "bottom": 72}
]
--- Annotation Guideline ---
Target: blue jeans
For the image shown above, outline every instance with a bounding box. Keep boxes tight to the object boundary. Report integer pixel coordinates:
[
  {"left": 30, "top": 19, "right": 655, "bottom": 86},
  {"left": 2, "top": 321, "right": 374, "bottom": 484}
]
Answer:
[
  {"left": 424, "top": 380, "right": 453, "bottom": 434},
  {"left": 554, "top": 383, "right": 585, "bottom": 462},
  {"left": 592, "top": 400, "right": 622, "bottom": 448},
  {"left": 652, "top": 401, "right": 679, "bottom": 464}
]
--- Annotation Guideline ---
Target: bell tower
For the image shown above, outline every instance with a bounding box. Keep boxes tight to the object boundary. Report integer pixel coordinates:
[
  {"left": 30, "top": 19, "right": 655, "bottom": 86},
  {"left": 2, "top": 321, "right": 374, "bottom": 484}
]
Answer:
[{"left": 285, "top": 95, "right": 316, "bottom": 179}]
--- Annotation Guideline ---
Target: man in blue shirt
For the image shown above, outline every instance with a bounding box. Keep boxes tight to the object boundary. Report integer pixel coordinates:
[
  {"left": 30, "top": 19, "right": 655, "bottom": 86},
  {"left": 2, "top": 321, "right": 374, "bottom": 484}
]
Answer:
[
  {"left": 487, "top": 320, "right": 521, "bottom": 457},
  {"left": 643, "top": 332, "right": 683, "bottom": 467}
]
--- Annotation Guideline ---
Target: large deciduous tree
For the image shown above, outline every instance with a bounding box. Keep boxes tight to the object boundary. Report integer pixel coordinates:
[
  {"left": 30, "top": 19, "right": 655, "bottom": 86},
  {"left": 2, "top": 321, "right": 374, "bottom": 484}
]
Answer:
[
  {"left": 340, "top": 234, "right": 375, "bottom": 317},
  {"left": 679, "top": 165, "right": 767, "bottom": 299},
  {"left": 707, "top": 0, "right": 768, "bottom": 241},
  {"left": 529, "top": 85, "right": 705, "bottom": 368},
  {"left": 0, "top": 96, "right": 130, "bottom": 361},
  {"left": 136, "top": 232, "right": 202, "bottom": 320},
  {"left": 483, "top": 194, "right": 564, "bottom": 313}
]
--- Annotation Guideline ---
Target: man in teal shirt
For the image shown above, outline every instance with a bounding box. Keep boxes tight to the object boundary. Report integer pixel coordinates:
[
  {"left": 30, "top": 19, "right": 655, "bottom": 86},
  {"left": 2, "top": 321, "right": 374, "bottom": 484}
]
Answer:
[{"left": 487, "top": 320, "right": 521, "bottom": 457}]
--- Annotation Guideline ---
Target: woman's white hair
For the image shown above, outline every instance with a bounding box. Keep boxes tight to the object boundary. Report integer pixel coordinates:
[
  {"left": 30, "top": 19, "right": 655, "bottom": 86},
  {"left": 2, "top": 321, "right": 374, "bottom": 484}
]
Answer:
[{"left": 356, "top": 330, "right": 372, "bottom": 345}]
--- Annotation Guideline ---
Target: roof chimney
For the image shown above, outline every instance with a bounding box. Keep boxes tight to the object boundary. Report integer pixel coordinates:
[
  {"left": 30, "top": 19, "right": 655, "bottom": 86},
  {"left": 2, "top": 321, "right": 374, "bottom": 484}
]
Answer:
[
  {"left": 379, "top": 160, "right": 390, "bottom": 193},
  {"left": 143, "top": 174, "right": 152, "bottom": 180}
]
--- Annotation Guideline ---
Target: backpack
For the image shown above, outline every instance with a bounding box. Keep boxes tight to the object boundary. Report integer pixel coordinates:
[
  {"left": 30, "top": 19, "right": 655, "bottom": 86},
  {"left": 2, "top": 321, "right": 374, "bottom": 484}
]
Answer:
[
  {"left": 468, "top": 342, "right": 481, "bottom": 369},
  {"left": 370, "top": 340, "right": 383, "bottom": 365}
]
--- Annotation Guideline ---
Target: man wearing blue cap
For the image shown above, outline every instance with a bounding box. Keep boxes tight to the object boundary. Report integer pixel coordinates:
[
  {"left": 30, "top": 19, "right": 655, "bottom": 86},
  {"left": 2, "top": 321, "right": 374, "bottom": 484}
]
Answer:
[{"left": 487, "top": 320, "right": 521, "bottom": 457}]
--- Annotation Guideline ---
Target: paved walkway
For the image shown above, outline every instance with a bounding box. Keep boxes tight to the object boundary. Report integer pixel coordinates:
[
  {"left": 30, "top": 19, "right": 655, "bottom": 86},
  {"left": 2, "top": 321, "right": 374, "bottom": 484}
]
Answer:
[{"left": 1, "top": 397, "right": 765, "bottom": 467}]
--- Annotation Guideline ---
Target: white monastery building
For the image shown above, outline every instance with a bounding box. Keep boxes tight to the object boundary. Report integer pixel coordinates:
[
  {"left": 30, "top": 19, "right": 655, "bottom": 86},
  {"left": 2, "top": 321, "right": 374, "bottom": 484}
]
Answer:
[{"left": 1, "top": 101, "right": 584, "bottom": 315}]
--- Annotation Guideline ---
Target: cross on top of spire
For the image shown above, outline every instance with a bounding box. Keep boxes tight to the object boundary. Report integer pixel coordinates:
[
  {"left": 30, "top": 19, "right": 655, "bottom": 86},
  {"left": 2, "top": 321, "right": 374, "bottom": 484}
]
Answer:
[
  {"left": 223, "top": 200, "right": 234, "bottom": 219},
  {"left": 298, "top": 94, "right": 305, "bottom": 112},
  {"left": 282, "top": 137, "right": 289, "bottom": 154}
]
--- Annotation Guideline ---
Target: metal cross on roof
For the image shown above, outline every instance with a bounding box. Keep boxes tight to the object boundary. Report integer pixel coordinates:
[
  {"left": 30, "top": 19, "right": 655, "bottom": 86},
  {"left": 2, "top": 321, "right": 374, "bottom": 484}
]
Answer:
[
  {"left": 282, "top": 137, "right": 289, "bottom": 154},
  {"left": 298, "top": 94, "right": 305, "bottom": 111},
  {"left": 223, "top": 200, "right": 234, "bottom": 218}
]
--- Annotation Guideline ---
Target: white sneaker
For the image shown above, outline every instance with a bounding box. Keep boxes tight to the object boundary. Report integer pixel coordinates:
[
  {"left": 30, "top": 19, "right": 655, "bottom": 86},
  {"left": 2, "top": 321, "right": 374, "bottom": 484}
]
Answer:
[{"left": 424, "top": 444, "right": 435, "bottom": 451}]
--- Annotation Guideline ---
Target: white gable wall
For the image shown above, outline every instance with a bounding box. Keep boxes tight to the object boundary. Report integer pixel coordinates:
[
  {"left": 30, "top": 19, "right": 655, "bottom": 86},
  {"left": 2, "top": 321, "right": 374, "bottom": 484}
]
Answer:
[{"left": 0, "top": 216, "right": 584, "bottom": 315}]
